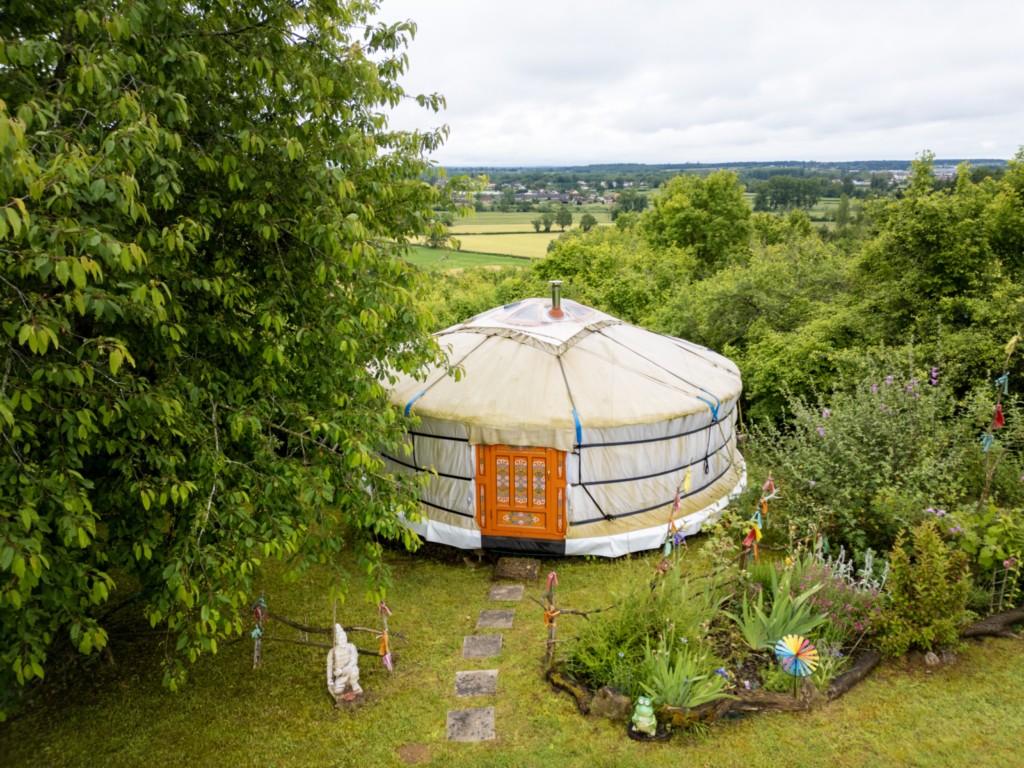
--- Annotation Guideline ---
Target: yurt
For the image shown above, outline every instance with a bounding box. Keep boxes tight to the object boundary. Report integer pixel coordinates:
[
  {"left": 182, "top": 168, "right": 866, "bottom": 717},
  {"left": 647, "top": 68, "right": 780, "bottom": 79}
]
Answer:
[{"left": 382, "top": 282, "right": 746, "bottom": 557}]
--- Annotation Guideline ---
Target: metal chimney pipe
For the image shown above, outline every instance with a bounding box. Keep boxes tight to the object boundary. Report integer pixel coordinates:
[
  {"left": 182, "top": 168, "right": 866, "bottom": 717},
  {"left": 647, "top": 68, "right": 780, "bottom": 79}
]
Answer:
[{"left": 548, "top": 280, "right": 564, "bottom": 318}]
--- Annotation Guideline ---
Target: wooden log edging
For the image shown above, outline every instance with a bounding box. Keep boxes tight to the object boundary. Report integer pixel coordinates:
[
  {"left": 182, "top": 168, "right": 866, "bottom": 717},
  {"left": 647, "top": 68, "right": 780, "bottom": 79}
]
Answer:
[
  {"left": 961, "top": 605, "right": 1024, "bottom": 640},
  {"left": 547, "top": 606, "right": 1023, "bottom": 729}
]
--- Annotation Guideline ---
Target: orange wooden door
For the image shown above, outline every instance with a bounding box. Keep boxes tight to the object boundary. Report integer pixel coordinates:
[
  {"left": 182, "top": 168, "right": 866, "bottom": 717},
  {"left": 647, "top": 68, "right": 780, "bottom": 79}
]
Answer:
[{"left": 476, "top": 445, "right": 566, "bottom": 540}]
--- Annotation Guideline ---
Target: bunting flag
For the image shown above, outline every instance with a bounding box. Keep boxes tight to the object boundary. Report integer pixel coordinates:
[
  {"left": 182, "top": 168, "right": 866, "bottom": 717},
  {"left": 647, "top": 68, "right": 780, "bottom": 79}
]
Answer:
[{"left": 993, "top": 403, "right": 1005, "bottom": 430}]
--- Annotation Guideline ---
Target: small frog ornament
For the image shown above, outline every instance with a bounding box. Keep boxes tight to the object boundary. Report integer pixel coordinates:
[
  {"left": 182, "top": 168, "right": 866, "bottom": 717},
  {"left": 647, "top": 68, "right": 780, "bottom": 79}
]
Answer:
[{"left": 631, "top": 695, "right": 657, "bottom": 736}]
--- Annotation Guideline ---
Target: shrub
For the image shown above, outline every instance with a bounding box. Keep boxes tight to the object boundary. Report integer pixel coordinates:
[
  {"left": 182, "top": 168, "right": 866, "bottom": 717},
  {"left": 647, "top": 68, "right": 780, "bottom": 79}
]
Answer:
[
  {"left": 747, "top": 365, "right": 979, "bottom": 556},
  {"left": 876, "top": 519, "right": 972, "bottom": 656},
  {"left": 562, "top": 570, "right": 724, "bottom": 695},
  {"left": 948, "top": 501, "right": 1024, "bottom": 612}
]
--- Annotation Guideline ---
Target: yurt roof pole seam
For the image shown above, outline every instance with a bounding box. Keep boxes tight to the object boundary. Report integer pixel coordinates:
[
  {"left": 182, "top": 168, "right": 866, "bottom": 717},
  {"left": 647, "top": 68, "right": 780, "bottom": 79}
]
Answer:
[
  {"left": 595, "top": 329, "right": 726, "bottom": 421},
  {"left": 402, "top": 335, "right": 491, "bottom": 417},
  {"left": 556, "top": 356, "right": 584, "bottom": 447},
  {"left": 558, "top": 355, "right": 614, "bottom": 521},
  {"left": 657, "top": 331, "right": 743, "bottom": 375},
  {"left": 574, "top": 461, "right": 735, "bottom": 526},
  {"left": 402, "top": 337, "right": 490, "bottom": 473}
]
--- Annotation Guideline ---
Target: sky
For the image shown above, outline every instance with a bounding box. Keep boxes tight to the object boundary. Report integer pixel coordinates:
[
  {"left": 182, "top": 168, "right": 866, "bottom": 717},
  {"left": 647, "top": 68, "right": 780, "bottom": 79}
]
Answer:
[{"left": 373, "top": 0, "right": 1024, "bottom": 167}]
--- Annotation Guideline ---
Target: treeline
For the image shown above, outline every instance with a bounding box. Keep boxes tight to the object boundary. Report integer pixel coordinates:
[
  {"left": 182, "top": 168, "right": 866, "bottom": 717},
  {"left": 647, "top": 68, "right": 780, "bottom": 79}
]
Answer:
[
  {"left": 419, "top": 151, "right": 1024, "bottom": 424},
  {"left": 446, "top": 158, "right": 1008, "bottom": 197}
]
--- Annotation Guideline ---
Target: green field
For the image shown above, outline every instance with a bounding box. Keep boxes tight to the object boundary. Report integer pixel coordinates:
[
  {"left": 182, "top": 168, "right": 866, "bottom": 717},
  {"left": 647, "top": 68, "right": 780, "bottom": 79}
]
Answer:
[
  {"left": 404, "top": 246, "right": 532, "bottom": 270},
  {"left": 430, "top": 208, "right": 615, "bottom": 258}
]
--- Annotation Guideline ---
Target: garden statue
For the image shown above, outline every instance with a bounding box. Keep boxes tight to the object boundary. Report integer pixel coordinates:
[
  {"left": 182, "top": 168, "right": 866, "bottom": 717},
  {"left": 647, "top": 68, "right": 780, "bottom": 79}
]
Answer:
[
  {"left": 631, "top": 695, "right": 657, "bottom": 736},
  {"left": 327, "top": 624, "right": 362, "bottom": 704}
]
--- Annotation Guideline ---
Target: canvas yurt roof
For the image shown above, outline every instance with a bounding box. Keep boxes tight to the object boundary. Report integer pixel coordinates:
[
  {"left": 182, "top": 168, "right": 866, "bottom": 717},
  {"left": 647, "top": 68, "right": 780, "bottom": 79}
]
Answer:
[{"left": 384, "top": 289, "right": 746, "bottom": 557}]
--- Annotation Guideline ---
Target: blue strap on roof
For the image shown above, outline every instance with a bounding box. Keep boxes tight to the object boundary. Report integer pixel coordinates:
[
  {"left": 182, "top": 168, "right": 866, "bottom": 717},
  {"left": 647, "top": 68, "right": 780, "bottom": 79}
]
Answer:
[
  {"left": 405, "top": 390, "right": 426, "bottom": 417},
  {"left": 696, "top": 389, "right": 721, "bottom": 422},
  {"left": 572, "top": 408, "right": 582, "bottom": 446}
]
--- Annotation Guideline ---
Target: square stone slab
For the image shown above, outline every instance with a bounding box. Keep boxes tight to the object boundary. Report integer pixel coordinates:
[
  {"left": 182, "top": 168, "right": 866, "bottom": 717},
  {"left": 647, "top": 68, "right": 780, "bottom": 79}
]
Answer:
[
  {"left": 455, "top": 669, "right": 498, "bottom": 697},
  {"left": 476, "top": 609, "right": 514, "bottom": 629},
  {"left": 462, "top": 634, "right": 502, "bottom": 658},
  {"left": 493, "top": 557, "right": 540, "bottom": 582},
  {"left": 489, "top": 584, "right": 524, "bottom": 601},
  {"left": 447, "top": 707, "right": 495, "bottom": 742}
]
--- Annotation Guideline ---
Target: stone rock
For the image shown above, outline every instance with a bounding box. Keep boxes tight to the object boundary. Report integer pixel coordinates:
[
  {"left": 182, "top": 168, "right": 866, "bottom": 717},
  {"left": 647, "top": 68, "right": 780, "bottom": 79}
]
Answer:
[
  {"left": 446, "top": 706, "right": 496, "bottom": 742},
  {"left": 455, "top": 669, "right": 498, "bottom": 697},
  {"left": 462, "top": 634, "right": 503, "bottom": 658},
  {"left": 590, "top": 686, "right": 632, "bottom": 721},
  {"left": 476, "top": 609, "right": 514, "bottom": 629},
  {"left": 924, "top": 651, "right": 941, "bottom": 667},
  {"left": 940, "top": 648, "right": 957, "bottom": 665},
  {"left": 489, "top": 584, "right": 524, "bottom": 601}
]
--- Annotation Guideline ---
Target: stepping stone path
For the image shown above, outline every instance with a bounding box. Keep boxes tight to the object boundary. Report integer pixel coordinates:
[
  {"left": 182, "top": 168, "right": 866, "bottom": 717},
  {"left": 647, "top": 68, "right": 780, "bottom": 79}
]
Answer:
[
  {"left": 455, "top": 670, "right": 498, "bottom": 696},
  {"left": 461, "top": 634, "right": 502, "bottom": 658},
  {"left": 447, "top": 560, "right": 535, "bottom": 743}
]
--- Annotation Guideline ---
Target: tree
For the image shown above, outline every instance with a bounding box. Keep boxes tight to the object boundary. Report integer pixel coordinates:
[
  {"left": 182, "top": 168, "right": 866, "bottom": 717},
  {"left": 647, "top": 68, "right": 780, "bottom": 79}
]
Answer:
[
  {"left": 579, "top": 213, "right": 598, "bottom": 232},
  {"left": 541, "top": 212, "right": 555, "bottom": 232},
  {"left": 555, "top": 206, "right": 573, "bottom": 231},
  {"left": 0, "top": 0, "right": 449, "bottom": 700},
  {"left": 641, "top": 171, "right": 752, "bottom": 274},
  {"left": 611, "top": 188, "right": 648, "bottom": 220}
]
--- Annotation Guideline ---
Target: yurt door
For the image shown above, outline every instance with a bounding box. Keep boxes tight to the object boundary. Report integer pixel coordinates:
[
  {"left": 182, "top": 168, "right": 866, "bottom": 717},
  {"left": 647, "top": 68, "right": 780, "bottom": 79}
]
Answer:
[{"left": 475, "top": 445, "right": 567, "bottom": 541}]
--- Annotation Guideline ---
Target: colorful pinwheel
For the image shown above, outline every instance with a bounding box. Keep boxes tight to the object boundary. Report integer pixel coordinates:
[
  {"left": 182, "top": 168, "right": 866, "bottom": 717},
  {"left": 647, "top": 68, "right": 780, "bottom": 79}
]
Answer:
[{"left": 774, "top": 634, "right": 819, "bottom": 678}]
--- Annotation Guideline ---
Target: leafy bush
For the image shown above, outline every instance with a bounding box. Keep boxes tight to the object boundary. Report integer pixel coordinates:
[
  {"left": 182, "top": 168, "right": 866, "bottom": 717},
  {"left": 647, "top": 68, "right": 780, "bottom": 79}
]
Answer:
[
  {"left": 640, "top": 628, "right": 734, "bottom": 709},
  {"left": 563, "top": 570, "right": 724, "bottom": 695},
  {"left": 747, "top": 365, "right": 986, "bottom": 556},
  {"left": 877, "top": 520, "right": 972, "bottom": 656},
  {"left": 948, "top": 501, "right": 1024, "bottom": 612}
]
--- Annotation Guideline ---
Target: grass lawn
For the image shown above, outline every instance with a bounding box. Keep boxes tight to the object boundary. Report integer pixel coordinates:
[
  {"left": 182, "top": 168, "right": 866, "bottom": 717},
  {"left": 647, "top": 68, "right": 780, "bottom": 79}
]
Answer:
[{"left": 1, "top": 543, "right": 1022, "bottom": 768}]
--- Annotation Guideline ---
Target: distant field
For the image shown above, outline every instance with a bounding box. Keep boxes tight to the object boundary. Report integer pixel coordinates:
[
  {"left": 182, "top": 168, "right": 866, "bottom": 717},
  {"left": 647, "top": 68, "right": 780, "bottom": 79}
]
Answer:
[
  {"left": 403, "top": 246, "right": 532, "bottom": 270},
  {"left": 451, "top": 207, "right": 613, "bottom": 234},
  {"left": 454, "top": 232, "right": 560, "bottom": 258}
]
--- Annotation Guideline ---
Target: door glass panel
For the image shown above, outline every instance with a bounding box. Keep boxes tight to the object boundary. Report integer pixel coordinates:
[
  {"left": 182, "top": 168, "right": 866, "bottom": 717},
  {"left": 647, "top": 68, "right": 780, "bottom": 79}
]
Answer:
[
  {"left": 514, "top": 457, "right": 528, "bottom": 505},
  {"left": 532, "top": 458, "right": 547, "bottom": 506},
  {"left": 496, "top": 457, "right": 510, "bottom": 504}
]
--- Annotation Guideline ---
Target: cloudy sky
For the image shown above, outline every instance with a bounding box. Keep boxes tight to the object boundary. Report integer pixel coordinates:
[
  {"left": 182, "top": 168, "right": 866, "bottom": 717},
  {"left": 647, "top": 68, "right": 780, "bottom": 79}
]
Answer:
[{"left": 374, "top": 0, "right": 1024, "bottom": 167}]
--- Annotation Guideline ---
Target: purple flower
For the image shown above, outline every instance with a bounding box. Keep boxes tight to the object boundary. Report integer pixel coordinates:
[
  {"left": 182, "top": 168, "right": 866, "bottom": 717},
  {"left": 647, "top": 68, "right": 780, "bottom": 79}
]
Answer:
[
  {"left": 885, "top": 375, "right": 894, "bottom": 386},
  {"left": 715, "top": 668, "right": 729, "bottom": 679},
  {"left": 927, "top": 507, "right": 946, "bottom": 517},
  {"left": 817, "top": 426, "right": 825, "bottom": 436},
  {"left": 1004, "top": 557, "right": 1018, "bottom": 569},
  {"left": 930, "top": 367, "right": 939, "bottom": 386},
  {"left": 822, "top": 408, "right": 831, "bottom": 419},
  {"left": 871, "top": 383, "right": 878, "bottom": 394},
  {"left": 738, "top": 434, "right": 746, "bottom": 442},
  {"left": 948, "top": 526, "right": 962, "bottom": 535}
]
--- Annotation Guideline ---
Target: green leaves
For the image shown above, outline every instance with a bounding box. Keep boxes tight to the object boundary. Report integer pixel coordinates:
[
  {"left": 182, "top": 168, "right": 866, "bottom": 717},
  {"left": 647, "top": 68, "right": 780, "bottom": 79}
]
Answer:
[{"left": 0, "top": 0, "right": 449, "bottom": 709}]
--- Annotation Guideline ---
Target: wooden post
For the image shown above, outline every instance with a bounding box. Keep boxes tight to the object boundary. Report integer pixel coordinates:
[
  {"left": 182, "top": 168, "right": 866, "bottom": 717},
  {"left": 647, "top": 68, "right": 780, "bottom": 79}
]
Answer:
[{"left": 543, "top": 571, "right": 559, "bottom": 669}]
